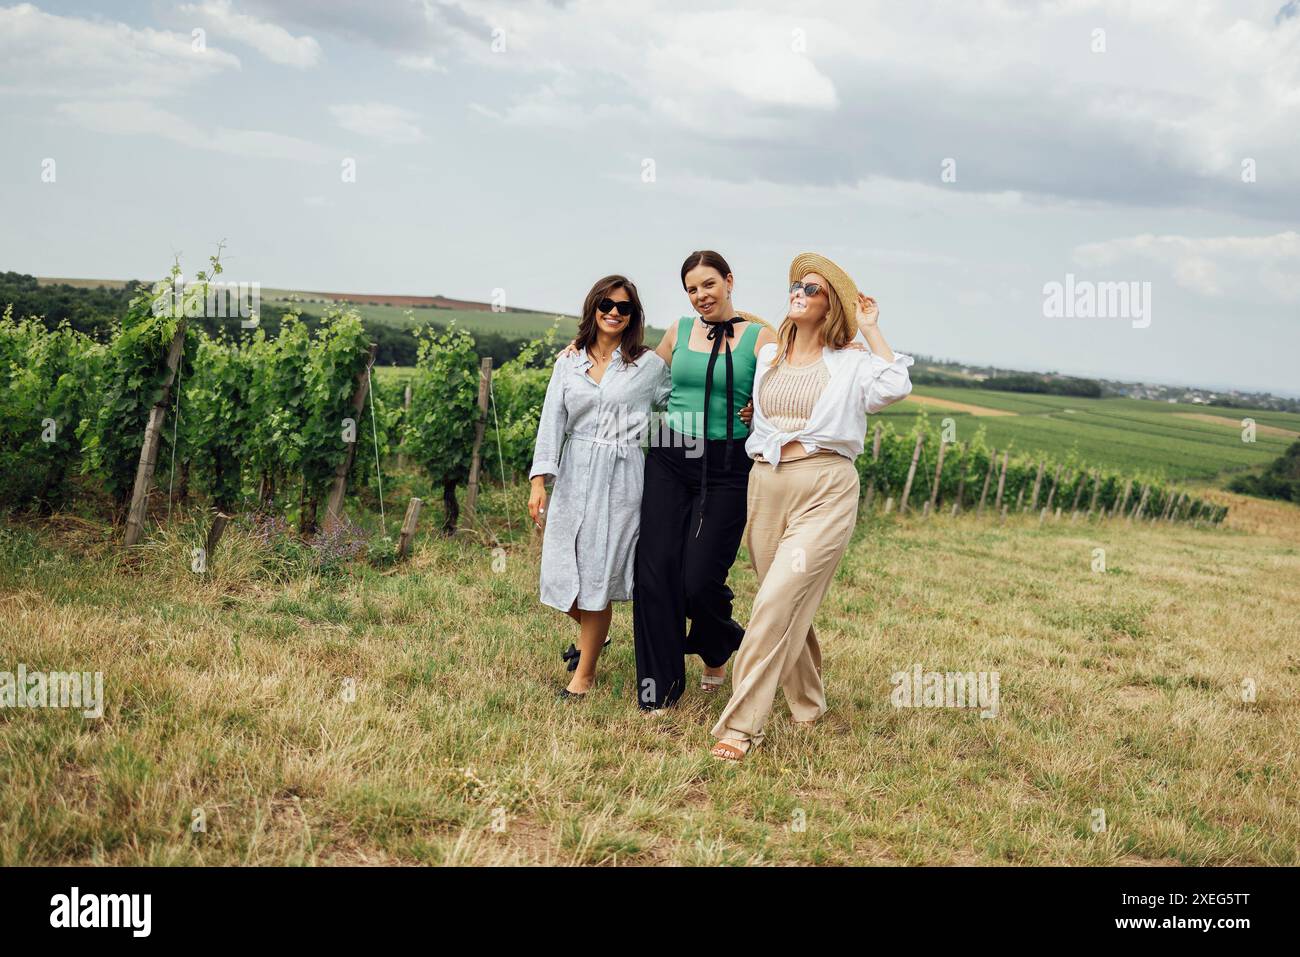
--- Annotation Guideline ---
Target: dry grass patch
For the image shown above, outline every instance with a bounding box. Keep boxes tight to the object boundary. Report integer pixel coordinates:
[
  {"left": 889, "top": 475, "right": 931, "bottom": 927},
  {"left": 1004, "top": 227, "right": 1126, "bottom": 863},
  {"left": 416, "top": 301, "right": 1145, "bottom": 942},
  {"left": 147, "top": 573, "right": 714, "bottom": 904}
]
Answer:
[{"left": 1, "top": 495, "right": 1297, "bottom": 865}]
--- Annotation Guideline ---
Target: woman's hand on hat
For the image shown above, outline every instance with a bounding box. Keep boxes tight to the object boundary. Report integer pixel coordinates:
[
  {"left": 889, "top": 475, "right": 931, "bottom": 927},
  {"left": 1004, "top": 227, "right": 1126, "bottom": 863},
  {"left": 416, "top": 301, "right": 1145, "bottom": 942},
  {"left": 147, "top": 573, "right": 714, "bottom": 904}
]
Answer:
[{"left": 856, "top": 293, "right": 879, "bottom": 330}]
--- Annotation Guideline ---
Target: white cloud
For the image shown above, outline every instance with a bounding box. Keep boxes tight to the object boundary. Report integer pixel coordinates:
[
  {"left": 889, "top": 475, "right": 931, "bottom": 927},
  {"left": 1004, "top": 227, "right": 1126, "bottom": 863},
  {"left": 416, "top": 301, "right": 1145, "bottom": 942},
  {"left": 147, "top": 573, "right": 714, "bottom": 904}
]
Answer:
[
  {"left": 449, "top": 2, "right": 839, "bottom": 137},
  {"left": 0, "top": 3, "right": 240, "bottom": 98},
  {"left": 56, "top": 99, "right": 335, "bottom": 163},
  {"left": 178, "top": 0, "right": 322, "bottom": 68},
  {"left": 469, "top": 77, "right": 636, "bottom": 128},
  {"left": 330, "top": 102, "right": 426, "bottom": 144},
  {"left": 397, "top": 54, "right": 445, "bottom": 74},
  {"left": 1074, "top": 231, "right": 1300, "bottom": 303},
  {"left": 444, "top": 0, "right": 1300, "bottom": 211}
]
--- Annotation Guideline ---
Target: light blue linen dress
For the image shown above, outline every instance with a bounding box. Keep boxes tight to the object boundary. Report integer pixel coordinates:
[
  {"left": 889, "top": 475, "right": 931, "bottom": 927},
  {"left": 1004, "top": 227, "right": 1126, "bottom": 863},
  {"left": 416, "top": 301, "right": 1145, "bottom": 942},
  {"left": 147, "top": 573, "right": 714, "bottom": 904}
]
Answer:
[{"left": 529, "top": 345, "right": 671, "bottom": 612}]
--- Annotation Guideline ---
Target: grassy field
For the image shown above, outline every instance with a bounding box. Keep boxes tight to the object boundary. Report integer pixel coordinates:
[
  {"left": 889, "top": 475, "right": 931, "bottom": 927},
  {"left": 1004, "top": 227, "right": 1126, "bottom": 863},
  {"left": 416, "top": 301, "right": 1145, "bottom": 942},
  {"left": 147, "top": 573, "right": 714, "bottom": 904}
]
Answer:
[{"left": 1, "top": 479, "right": 1296, "bottom": 866}]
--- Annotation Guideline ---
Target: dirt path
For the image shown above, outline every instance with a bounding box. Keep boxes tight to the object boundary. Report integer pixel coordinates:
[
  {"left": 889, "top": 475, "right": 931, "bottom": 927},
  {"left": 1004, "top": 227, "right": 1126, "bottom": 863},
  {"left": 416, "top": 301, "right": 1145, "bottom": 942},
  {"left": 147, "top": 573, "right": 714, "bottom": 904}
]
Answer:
[
  {"left": 1173, "top": 412, "right": 1298, "bottom": 438},
  {"left": 903, "top": 393, "right": 1016, "bottom": 417}
]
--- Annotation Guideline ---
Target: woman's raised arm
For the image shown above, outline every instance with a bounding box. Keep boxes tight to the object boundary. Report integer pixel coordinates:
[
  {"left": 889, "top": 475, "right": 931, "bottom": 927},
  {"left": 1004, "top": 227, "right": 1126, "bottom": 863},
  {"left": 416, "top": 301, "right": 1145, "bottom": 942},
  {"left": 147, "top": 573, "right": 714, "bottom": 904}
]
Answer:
[{"left": 854, "top": 293, "right": 913, "bottom": 413}]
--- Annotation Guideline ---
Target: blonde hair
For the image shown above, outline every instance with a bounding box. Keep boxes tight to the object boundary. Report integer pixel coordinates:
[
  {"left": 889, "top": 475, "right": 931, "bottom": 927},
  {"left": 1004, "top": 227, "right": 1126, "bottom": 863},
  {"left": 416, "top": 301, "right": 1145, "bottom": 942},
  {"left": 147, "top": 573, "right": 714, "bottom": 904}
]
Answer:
[{"left": 771, "top": 284, "right": 855, "bottom": 369}]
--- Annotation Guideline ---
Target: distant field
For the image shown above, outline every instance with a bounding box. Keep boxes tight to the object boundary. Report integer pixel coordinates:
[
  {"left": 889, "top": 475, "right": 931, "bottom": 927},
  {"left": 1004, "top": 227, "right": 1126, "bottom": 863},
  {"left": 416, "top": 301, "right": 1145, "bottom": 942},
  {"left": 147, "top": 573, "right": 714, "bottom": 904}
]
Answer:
[
  {"left": 35, "top": 277, "right": 133, "bottom": 290},
  {"left": 879, "top": 388, "right": 1296, "bottom": 482},
  {"left": 329, "top": 299, "right": 669, "bottom": 345}
]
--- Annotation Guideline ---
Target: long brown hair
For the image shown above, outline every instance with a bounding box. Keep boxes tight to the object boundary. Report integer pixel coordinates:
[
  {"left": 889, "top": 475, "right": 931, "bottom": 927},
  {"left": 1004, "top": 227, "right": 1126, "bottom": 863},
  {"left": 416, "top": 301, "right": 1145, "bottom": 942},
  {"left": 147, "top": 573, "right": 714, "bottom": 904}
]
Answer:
[{"left": 575, "top": 275, "right": 648, "bottom": 362}]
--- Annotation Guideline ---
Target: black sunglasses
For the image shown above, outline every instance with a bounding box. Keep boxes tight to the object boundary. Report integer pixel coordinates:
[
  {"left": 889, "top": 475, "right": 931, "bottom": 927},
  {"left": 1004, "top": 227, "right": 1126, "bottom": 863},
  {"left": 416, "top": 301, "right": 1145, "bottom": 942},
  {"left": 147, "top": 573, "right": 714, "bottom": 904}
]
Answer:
[
  {"left": 597, "top": 298, "right": 633, "bottom": 316},
  {"left": 790, "top": 281, "right": 824, "bottom": 298}
]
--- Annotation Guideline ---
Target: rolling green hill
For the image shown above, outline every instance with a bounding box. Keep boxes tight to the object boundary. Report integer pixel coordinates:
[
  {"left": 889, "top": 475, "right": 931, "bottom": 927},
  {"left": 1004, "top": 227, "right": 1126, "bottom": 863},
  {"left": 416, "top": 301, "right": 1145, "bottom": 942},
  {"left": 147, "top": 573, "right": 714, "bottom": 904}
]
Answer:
[{"left": 878, "top": 387, "right": 1297, "bottom": 482}]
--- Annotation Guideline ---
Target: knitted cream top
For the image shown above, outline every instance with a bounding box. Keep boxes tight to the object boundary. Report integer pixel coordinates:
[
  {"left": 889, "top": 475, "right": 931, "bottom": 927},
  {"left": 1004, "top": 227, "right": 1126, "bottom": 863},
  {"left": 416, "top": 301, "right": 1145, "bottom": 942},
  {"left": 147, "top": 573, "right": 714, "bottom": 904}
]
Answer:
[{"left": 758, "top": 356, "right": 830, "bottom": 433}]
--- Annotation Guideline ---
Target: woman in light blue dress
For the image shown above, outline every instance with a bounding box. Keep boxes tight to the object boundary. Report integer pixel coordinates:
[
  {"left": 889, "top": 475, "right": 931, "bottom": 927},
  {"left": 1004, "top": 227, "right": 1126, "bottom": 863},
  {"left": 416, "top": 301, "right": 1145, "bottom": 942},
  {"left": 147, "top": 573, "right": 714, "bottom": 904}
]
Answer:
[{"left": 528, "top": 275, "right": 670, "bottom": 698}]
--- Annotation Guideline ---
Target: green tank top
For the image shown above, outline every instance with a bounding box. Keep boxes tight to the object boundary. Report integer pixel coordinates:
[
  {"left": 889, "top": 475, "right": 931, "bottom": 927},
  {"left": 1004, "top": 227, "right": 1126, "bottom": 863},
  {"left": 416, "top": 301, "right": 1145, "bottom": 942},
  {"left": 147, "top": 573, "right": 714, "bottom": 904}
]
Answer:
[{"left": 664, "top": 316, "right": 762, "bottom": 440}]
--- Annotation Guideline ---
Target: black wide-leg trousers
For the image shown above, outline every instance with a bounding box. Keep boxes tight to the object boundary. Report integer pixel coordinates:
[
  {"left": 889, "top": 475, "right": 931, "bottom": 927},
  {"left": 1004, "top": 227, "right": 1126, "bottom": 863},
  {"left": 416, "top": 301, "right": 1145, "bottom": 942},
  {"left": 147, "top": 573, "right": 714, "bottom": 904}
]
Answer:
[{"left": 633, "top": 427, "right": 752, "bottom": 711}]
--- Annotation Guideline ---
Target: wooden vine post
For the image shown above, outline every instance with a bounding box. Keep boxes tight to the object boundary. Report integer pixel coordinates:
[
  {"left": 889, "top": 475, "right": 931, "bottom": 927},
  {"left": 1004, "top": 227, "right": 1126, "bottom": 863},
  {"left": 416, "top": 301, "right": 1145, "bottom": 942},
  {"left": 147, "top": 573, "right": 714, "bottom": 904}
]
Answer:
[
  {"left": 1114, "top": 478, "right": 1133, "bottom": 518},
  {"left": 1130, "top": 484, "right": 1151, "bottom": 523},
  {"left": 324, "top": 342, "right": 379, "bottom": 531},
  {"left": 994, "top": 451, "right": 1009, "bottom": 512},
  {"left": 899, "top": 432, "right": 925, "bottom": 513},
  {"left": 205, "top": 511, "right": 231, "bottom": 557},
  {"left": 398, "top": 497, "right": 423, "bottom": 559},
  {"left": 977, "top": 450, "right": 996, "bottom": 515},
  {"left": 1070, "top": 473, "right": 1087, "bottom": 514},
  {"left": 1029, "top": 461, "right": 1045, "bottom": 511},
  {"left": 1044, "top": 465, "right": 1062, "bottom": 512},
  {"left": 123, "top": 320, "right": 188, "bottom": 546},
  {"left": 928, "top": 440, "right": 947, "bottom": 512},
  {"left": 465, "top": 357, "right": 493, "bottom": 522},
  {"left": 863, "top": 424, "right": 883, "bottom": 511}
]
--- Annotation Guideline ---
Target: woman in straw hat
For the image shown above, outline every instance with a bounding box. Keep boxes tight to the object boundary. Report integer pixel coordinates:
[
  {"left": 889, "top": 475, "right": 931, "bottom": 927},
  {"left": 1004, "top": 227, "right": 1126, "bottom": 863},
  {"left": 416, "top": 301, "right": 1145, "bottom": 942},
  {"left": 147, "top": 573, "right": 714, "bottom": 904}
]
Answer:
[{"left": 709, "top": 252, "right": 913, "bottom": 761}]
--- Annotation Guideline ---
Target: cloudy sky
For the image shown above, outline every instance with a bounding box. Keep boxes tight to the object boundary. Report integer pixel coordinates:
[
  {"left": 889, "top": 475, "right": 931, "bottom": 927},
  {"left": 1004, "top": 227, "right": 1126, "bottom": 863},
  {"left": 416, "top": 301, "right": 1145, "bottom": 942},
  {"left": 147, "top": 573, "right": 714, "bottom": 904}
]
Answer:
[{"left": 2, "top": 0, "right": 1297, "bottom": 394}]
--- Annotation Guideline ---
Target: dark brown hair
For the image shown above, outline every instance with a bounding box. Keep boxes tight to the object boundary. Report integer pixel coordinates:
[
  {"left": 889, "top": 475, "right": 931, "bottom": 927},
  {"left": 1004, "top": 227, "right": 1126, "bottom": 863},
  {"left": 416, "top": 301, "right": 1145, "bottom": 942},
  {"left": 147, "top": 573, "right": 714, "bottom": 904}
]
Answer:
[
  {"left": 680, "top": 250, "right": 733, "bottom": 287},
  {"left": 575, "top": 275, "right": 648, "bottom": 362}
]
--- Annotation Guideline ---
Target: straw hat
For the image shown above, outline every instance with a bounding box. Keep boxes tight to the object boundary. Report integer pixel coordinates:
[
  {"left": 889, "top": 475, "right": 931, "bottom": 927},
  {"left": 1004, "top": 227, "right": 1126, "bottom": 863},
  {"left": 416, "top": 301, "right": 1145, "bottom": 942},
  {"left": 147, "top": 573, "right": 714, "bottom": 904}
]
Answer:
[
  {"left": 788, "top": 252, "right": 858, "bottom": 321},
  {"left": 735, "top": 309, "right": 775, "bottom": 333}
]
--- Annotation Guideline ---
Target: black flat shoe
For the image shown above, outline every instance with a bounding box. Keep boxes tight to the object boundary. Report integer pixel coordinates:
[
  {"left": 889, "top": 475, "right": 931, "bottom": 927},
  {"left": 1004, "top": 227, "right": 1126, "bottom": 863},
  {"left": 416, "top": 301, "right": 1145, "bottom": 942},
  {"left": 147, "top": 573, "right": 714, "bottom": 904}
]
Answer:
[{"left": 557, "top": 686, "right": 587, "bottom": 700}]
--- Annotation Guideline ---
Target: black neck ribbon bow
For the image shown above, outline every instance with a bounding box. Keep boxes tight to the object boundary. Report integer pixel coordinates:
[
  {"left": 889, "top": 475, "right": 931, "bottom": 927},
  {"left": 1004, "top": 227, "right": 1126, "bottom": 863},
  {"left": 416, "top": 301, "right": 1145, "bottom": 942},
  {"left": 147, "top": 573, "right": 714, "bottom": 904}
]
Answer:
[{"left": 695, "top": 315, "right": 741, "bottom": 538}]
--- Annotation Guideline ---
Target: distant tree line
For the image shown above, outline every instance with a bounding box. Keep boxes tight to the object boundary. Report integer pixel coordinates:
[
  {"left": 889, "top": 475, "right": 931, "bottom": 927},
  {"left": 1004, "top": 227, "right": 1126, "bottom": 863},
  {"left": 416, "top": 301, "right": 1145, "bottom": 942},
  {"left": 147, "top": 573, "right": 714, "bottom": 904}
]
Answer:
[
  {"left": 1207, "top": 395, "right": 1300, "bottom": 415},
  {"left": 911, "top": 368, "right": 1103, "bottom": 398},
  {"left": 0, "top": 272, "right": 143, "bottom": 340},
  {"left": 0, "top": 272, "right": 544, "bottom": 369},
  {"left": 1227, "top": 440, "right": 1300, "bottom": 502}
]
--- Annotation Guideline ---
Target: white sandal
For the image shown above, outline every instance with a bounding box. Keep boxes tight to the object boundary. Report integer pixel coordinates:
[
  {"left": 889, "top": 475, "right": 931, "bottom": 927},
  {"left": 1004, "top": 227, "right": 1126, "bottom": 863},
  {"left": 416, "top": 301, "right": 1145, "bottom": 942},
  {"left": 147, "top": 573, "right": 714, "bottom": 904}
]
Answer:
[{"left": 700, "top": 672, "right": 726, "bottom": 693}]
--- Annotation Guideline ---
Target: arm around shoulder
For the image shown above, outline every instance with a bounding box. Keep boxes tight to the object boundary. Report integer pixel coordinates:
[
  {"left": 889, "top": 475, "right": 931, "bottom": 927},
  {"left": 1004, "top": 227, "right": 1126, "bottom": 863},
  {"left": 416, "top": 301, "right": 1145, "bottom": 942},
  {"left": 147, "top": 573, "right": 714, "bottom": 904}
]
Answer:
[{"left": 654, "top": 322, "right": 676, "bottom": 368}]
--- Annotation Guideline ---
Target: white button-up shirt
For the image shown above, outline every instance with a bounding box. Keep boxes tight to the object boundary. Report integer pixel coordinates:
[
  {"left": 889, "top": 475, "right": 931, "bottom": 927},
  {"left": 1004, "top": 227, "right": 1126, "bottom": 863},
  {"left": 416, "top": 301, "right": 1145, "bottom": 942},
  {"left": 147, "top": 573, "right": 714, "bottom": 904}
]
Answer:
[{"left": 745, "top": 332, "right": 914, "bottom": 467}]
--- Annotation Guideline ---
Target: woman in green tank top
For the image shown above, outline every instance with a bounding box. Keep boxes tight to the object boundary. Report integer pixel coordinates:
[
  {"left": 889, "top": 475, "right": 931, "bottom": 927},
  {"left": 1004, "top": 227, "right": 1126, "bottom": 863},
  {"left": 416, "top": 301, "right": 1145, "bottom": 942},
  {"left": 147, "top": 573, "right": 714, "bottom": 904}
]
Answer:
[
  {"left": 662, "top": 315, "right": 762, "bottom": 442},
  {"left": 631, "top": 250, "right": 780, "bottom": 712},
  {"left": 558, "top": 250, "right": 776, "bottom": 711}
]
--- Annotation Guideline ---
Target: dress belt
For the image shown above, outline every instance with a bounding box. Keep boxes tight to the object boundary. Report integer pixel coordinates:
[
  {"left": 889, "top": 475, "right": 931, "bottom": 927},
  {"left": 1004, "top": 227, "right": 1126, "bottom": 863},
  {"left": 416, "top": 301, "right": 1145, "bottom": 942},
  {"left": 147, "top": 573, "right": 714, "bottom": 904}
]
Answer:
[{"left": 568, "top": 433, "right": 641, "bottom": 460}]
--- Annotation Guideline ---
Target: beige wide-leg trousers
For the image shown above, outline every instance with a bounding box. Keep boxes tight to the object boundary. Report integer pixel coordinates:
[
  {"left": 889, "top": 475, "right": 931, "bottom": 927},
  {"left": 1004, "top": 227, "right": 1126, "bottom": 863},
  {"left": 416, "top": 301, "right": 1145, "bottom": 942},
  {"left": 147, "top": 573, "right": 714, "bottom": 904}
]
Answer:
[{"left": 711, "top": 451, "right": 859, "bottom": 748}]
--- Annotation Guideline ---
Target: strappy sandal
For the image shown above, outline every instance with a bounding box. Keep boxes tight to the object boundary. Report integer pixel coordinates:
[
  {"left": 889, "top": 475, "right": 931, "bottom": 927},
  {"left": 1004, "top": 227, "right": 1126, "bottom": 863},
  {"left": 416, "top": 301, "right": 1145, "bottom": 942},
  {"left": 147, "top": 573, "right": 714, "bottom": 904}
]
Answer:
[
  {"left": 710, "top": 740, "right": 747, "bottom": 762},
  {"left": 700, "top": 670, "right": 726, "bottom": 693}
]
